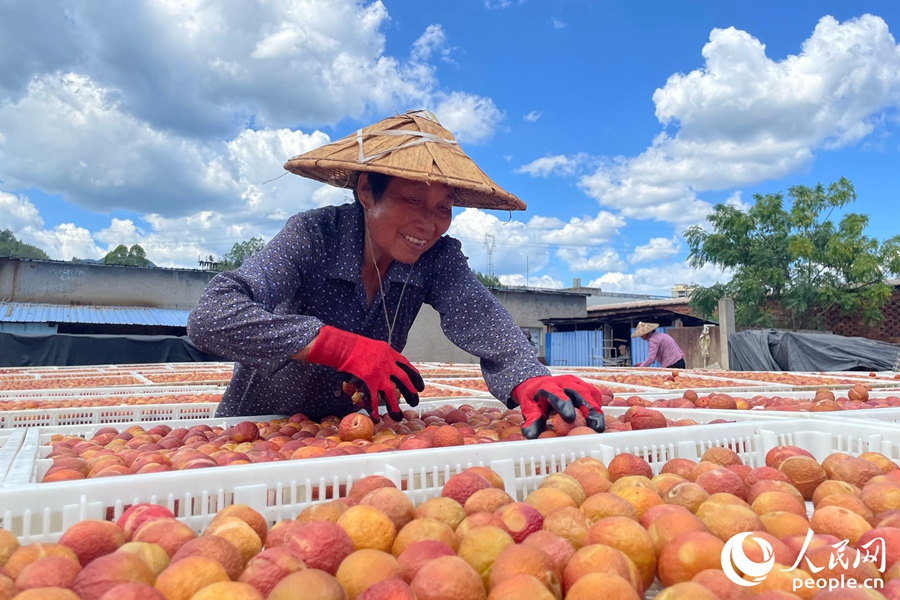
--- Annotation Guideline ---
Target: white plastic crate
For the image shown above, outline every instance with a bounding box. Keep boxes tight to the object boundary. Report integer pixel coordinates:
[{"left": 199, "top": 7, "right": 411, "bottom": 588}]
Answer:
[
  {"left": 0, "top": 419, "right": 778, "bottom": 542},
  {"left": 753, "top": 419, "right": 900, "bottom": 463},
  {"left": 0, "top": 430, "right": 24, "bottom": 485},
  {"left": 0, "top": 385, "right": 224, "bottom": 401},
  {"left": 0, "top": 403, "right": 223, "bottom": 429},
  {"left": 602, "top": 406, "right": 795, "bottom": 424}
]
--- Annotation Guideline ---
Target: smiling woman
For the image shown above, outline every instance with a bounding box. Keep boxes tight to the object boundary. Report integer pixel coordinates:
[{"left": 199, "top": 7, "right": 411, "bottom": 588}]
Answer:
[{"left": 187, "top": 110, "right": 607, "bottom": 438}]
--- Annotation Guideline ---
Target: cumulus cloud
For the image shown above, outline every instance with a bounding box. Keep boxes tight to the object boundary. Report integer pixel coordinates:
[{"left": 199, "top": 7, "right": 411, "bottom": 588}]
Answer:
[
  {"left": 588, "top": 263, "right": 730, "bottom": 296},
  {"left": 0, "top": 192, "right": 43, "bottom": 232},
  {"left": 434, "top": 92, "right": 505, "bottom": 144},
  {"left": 523, "top": 110, "right": 542, "bottom": 122},
  {"left": 557, "top": 248, "right": 626, "bottom": 272},
  {"left": 579, "top": 14, "right": 900, "bottom": 225},
  {"left": 724, "top": 190, "right": 752, "bottom": 212},
  {"left": 551, "top": 18, "right": 566, "bottom": 29},
  {"left": 540, "top": 211, "right": 626, "bottom": 247},
  {"left": 448, "top": 208, "right": 546, "bottom": 276},
  {"left": 412, "top": 24, "right": 455, "bottom": 64},
  {"left": 629, "top": 237, "right": 680, "bottom": 264},
  {"left": 0, "top": 1, "right": 443, "bottom": 136},
  {"left": 499, "top": 273, "right": 563, "bottom": 289},
  {"left": 516, "top": 154, "right": 588, "bottom": 177},
  {"left": 0, "top": 1, "right": 508, "bottom": 265}
]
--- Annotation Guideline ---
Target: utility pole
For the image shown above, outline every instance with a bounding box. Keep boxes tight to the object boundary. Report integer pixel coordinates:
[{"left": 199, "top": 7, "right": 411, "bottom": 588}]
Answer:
[{"left": 483, "top": 234, "right": 496, "bottom": 277}]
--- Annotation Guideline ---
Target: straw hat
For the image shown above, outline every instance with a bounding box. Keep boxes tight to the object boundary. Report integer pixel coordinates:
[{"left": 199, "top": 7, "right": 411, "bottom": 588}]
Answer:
[
  {"left": 631, "top": 322, "right": 659, "bottom": 338},
  {"left": 283, "top": 110, "right": 526, "bottom": 211}
]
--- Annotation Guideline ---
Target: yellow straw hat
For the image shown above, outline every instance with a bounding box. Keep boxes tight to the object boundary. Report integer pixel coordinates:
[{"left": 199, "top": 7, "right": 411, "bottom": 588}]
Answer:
[
  {"left": 631, "top": 322, "right": 659, "bottom": 338},
  {"left": 283, "top": 110, "right": 525, "bottom": 211}
]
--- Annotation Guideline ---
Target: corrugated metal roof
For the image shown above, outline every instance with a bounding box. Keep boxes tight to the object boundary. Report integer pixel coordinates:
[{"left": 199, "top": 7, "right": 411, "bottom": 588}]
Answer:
[{"left": 0, "top": 302, "right": 189, "bottom": 327}]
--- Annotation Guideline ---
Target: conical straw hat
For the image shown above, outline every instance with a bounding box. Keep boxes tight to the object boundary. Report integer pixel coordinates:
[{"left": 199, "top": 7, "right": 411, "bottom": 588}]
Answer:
[
  {"left": 284, "top": 110, "right": 526, "bottom": 211},
  {"left": 631, "top": 322, "right": 660, "bottom": 338}
]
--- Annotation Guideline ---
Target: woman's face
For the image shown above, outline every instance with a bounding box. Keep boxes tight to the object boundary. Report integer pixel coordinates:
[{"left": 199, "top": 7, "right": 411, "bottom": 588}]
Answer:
[{"left": 358, "top": 174, "right": 454, "bottom": 265}]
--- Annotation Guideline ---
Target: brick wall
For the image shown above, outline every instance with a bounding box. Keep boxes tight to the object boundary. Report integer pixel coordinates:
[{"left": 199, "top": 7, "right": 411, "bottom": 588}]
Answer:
[{"left": 824, "top": 288, "right": 900, "bottom": 343}]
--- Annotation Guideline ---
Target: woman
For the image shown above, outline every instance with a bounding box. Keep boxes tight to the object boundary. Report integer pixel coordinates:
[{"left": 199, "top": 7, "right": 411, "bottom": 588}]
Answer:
[
  {"left": 632, "top": 322, "right": 686, "bottom": 369},
  {"left": 188, "top": 111, "right": 604, "bottom": 439}
]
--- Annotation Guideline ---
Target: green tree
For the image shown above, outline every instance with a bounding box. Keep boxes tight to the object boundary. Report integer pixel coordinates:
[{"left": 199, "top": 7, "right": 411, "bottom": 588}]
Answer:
[
  {"left": 103, "top": 244, "right": 152, "bottom": 267},
  {"left": 218, "top": 237, "right": 265, "bottom": 270},
  {"left": 0, "top": 229, "right": 50, "bottom": 260},
  {"left": 684, "top": 177, "right": 900, "bottom": 330},
  {"left": 473, "top": 270, "right": 503, "bottom": 288}
]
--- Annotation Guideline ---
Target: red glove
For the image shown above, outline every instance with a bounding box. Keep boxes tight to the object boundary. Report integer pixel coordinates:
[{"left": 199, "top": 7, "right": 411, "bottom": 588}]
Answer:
[
  {"left": 509, "top": 374, "right": 605, "bottom": 439},
  {"left": 306, "top": 325, "right": 424, "bottom": 421}
]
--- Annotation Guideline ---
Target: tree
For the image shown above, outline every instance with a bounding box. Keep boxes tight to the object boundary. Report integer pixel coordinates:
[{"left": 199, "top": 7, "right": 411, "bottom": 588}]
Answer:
[
  {"left": 218, "top": 237, "right": 265, "bottom": 270},
  {"left": 684, "top": 177, "right": 900, "bottom": 330},
  {"left": 473, "top": 270, "right": 503, "bottom": 288},
  {"left": 0, "top": 230, "right": 50, "bottom": 260},
  {"left": 103, "top": 244, "right": 153, "bottom": 267}
]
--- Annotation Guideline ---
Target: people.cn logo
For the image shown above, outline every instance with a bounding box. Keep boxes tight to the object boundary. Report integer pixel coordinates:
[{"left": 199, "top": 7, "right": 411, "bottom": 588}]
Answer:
[{"left": 721, "top": 532, "right": 777, "bottom": 586}]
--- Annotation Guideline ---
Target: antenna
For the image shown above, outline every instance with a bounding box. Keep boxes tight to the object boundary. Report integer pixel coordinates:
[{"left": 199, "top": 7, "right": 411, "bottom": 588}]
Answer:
[{"left": 483, "top": 233, "right": 496, "bottom": 277}]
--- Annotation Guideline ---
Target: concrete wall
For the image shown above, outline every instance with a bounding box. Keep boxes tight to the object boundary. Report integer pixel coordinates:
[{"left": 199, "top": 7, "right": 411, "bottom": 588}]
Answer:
[
  {"left": 0, "top": 258, "right": 217, "bottom": 310},
  {"left": 403, "top": 288, "right": 587, "bottom": 363},
  {"left": 666, "top": 325, "right": 721, "bottom": 369}
]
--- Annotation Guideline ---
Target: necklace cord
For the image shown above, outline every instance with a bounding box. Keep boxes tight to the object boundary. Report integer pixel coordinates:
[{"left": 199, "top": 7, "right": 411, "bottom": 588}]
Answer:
[{"left": 367, "top": 224, "right": 415, "bottom": 347}]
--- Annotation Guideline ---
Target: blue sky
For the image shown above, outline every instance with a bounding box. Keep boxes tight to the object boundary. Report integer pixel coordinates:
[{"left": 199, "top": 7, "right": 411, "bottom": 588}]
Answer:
[{"left": 1, "top": 1, "right": 899, "bottom": 295}]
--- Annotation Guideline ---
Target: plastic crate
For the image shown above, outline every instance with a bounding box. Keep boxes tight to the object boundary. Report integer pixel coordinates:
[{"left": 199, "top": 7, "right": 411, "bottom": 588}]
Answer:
[
  {"left": 0, "top": 403, "right": 223, "bottom": 429},
  {"left": 0, "top": 385, "right": 224, "bottom": 401},
  {"left": 0, "top": 419, "right": 780, "bottom": 542},
  {"left": 0, "top": 430, "right": 24, "bottom": 485}
]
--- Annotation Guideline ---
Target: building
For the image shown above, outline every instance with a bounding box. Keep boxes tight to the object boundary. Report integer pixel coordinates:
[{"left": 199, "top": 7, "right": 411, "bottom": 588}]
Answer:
[
  {"left": 0, "top": 258, "right": 589, "bottom": 365},
  {"left": 670, "top": 283, "right": 694, "bottom": 298},
  {"left": 403, "top": 286, "right": 589, "bottom": 363},
  {"left": 541, "top": 297, "right": 717, "bottom": 368}
]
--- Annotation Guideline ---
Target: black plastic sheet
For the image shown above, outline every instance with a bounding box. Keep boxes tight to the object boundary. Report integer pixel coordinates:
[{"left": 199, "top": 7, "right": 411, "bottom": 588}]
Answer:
[
  {"left": 0, "top": 332, "right": 224, "bottom": 367},
  {"left": 729, "top": 329, "right": 899, "bottom": 372}
]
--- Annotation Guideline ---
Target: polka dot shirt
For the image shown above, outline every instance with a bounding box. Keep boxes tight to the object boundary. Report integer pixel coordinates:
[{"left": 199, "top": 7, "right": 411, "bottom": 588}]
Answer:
[{"left": 187, "top": 201, "right": 549, "bottom": 420}]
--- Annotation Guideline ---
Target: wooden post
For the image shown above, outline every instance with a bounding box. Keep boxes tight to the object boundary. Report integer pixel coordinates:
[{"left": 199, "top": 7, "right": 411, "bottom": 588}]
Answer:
[{"left": 718, "top": 297, "right": 735, "bottom": 370}]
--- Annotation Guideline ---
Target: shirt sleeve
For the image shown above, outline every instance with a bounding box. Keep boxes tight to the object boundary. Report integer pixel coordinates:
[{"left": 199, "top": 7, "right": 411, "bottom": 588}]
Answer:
[
  {"left": 638, "top": 335, "right": 659, "bottom": 368},
  {"left": 187, "top": 214, "right": 324, "bottom": 375},
  {"left": 425, "top": 238, "right": 549, "bottom": 402}
]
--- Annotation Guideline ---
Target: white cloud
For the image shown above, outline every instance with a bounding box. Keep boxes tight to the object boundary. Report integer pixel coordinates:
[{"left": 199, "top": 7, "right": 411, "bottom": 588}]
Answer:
[
  {"left": 551, "top": 18, "right": 566, "bottom": 29},
  {"left": 499, "top": 273, "right": 563, "bottom": 289},
  {"left": 412, "top": 24, "right": 454, "bottom": 64},
  {"left": 448, "top": 208, "right": 546, "bottom": 277},
  {"left": 0, "top": 192, "right": 43, "bottom": 232},
  {"left": 588, "top": 263, "right": 730, "bottom": 296},
  {"left": 579, "top": 15, "right": 900, "bottom": 226},
  {"left": 29, "top": 223, "right": 106, "bottom": 262},
  {"left": 629, "top": 237, "right": 680, "bottom": 264},
  {"left": 540, "top": 211, "right": 626, "bottom": 247},
  {"left": 0, "top": 1, "right": 442, "bottom": 136},
  {"left": 434, "top": 92, "right": 505, "bottom": 144},
  {"left": 523, "top": 110, "right": 542, "bottom": 122},
  {"left": 558, "top": 248, "right": 626, "bottom": 272},
  {"left": 724, "top": 190, "right": 752, "bottom": 212},
  {"left": 516, "top": 154, "right": 587, "bottom": 177}
]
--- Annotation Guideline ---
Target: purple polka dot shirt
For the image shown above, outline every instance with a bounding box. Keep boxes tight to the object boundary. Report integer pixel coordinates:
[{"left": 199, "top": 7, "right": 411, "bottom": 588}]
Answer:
[{"left": 187, "top": 202, "right": 548, "bottom": 420}]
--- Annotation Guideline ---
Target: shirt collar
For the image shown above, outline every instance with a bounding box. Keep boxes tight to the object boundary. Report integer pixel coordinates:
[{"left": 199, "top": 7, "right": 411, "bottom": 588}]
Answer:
[{"left": 326, "top": 202, "right": 424, "bottom": 288}]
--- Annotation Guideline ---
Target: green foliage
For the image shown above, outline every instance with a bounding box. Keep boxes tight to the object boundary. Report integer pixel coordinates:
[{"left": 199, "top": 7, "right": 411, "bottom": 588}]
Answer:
[
  {"left": 218, "top": 237, "right": 265, "bottom": 270},
  {"left": 684, "top": 177, "right": 900, "bottom": 330},
  {"left": 0, "top": 229, "right": 50, "bottom": 260},
  {"left": 103, "top": 244, "right": 152, "bottom": 267},
  {"left": 473, "top": 270, "right": 503, "bottom": 288}
]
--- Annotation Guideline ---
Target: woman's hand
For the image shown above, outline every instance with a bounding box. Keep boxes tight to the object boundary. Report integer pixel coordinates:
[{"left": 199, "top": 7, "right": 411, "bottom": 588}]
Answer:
[
  {"left": 304, "top": 325, "right": 424, "bottom": 421},
  {"left": 509, "top": 374, "right": 605, "bottom": 439}
]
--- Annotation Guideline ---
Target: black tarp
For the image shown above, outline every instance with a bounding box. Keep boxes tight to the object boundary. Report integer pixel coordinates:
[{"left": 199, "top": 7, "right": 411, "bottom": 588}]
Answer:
[
  {"left": 0, "top": 332, "right": 224, "bottom": 367},
  {"left": 729, "top": 329, "right": 900, "bottom": 372}
]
